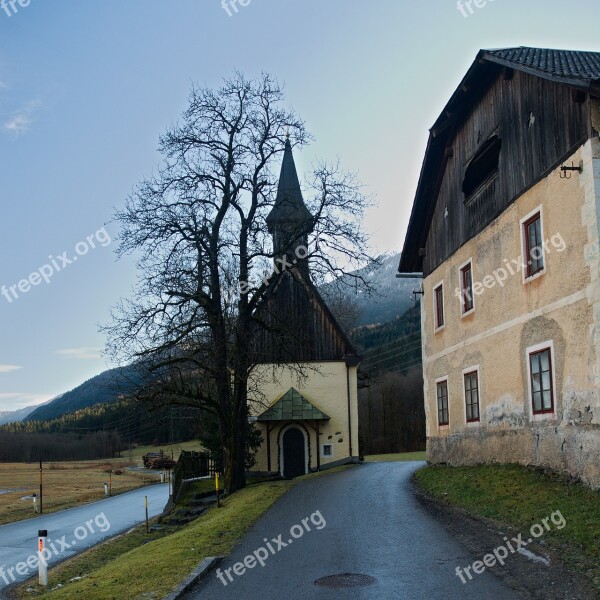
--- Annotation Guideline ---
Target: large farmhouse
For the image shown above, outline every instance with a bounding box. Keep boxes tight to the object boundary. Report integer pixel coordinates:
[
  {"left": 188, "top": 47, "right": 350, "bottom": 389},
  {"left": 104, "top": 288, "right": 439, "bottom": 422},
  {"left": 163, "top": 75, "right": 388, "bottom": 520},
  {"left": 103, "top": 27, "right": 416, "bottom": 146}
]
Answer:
[
  {"left": 248, "top": 139, "right": 361, "bottom": 478},
  {"left": 399, "top": 47, "right": 600, "bottom": 488}
]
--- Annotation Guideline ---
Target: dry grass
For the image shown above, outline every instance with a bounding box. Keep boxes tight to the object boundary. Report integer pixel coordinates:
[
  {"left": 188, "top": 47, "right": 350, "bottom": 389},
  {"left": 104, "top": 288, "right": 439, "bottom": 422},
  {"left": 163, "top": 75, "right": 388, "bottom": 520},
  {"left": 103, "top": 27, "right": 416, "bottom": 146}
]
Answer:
[{"left": 0, "top": 441, "right": 206, "bottom": 525}]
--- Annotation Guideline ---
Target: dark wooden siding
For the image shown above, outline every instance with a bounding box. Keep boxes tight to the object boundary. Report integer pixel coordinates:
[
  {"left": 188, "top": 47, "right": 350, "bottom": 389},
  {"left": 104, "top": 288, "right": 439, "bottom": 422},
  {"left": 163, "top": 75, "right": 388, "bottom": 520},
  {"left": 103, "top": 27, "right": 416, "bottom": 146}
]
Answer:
[
  {"left": 423, "top": 70, "right": 592, "bottom": 276},
  {"left": 252, "top": 269, "right": 352, "bottom": 363}
]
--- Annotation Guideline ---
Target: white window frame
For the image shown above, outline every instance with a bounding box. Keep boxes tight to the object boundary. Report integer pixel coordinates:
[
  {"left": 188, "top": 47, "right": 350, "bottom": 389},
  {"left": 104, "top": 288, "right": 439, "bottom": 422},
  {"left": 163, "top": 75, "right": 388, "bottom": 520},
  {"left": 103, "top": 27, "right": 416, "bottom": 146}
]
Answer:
[
  {"left": 321, "top": 444, "right": 333, "bottom": 458},
  {"left": 462, "top": 365, "right": 481, "bottom": 426},
  {"left": 520, "top": 205, "right": 546, "bottom": 284},
  {"left": 526, "top": 340, "right": 557, "bottom": 421},
  {"left": 433, "top": 281, "right": 445, "bottom": 333},
  {"left": 435, "top": 376, "right": 450, "bottom": 428},
  {"left": 458, "top": 258, "right": 475, "bottom": 318}
]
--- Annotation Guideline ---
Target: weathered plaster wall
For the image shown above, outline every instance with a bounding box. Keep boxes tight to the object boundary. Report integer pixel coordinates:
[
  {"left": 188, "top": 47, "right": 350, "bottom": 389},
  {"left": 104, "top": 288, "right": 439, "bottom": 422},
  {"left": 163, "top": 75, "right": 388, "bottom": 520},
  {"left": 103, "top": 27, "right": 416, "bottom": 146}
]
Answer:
[
  {"left": 248, "top": 362, "right": 359, "bottom": 474},
  {"left": 422, "top": 141, "right": 600, "bottom": 488}
]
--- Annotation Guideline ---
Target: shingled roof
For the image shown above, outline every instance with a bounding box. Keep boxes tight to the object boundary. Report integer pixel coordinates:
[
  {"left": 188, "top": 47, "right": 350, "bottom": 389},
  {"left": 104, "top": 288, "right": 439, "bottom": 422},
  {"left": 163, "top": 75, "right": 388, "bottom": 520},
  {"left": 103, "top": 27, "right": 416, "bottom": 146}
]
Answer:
[
  {"left": 266, "top": 138, "right": 313, "bottom": 229},
  {"left": 256, "top": 387, "right": 330, "bottom": 422},
  {"left": 484, "top": 47, "right": 600, "bottom": 83}
]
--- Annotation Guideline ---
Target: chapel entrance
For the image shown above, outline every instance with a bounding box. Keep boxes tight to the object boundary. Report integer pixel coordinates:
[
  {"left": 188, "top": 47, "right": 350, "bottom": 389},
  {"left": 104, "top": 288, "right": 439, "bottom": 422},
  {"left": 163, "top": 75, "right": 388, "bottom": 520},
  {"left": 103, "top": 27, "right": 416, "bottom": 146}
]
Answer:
[{"left": 282, "top": 427, "right": 306, "bottom": 478}]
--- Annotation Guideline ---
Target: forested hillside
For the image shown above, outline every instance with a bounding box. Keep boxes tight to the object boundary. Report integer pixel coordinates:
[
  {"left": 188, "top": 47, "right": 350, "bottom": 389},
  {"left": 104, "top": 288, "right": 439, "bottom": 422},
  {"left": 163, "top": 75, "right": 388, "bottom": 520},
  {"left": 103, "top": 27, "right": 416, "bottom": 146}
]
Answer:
[{"left": 25, "top": 366, "right": 143, "bottom": 422}]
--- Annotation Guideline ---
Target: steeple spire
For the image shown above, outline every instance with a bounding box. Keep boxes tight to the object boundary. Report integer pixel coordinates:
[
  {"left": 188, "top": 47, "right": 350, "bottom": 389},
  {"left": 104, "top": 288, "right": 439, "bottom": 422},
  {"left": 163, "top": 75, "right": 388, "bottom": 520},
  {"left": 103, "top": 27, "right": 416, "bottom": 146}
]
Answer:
[{"left": 267, "top": 139, "right": 313, "bottom": 272}]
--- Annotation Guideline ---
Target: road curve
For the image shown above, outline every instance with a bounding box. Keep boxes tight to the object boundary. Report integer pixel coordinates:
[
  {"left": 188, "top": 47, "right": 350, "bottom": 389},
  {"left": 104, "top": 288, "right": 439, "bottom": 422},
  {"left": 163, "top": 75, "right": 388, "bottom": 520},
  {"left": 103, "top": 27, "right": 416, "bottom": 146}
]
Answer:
[
  {"left": 0, "top": 483, "right": 169, "bottom": 595},
  {"left": 184, "top": 462, "right": 520, "bottom": 600}
]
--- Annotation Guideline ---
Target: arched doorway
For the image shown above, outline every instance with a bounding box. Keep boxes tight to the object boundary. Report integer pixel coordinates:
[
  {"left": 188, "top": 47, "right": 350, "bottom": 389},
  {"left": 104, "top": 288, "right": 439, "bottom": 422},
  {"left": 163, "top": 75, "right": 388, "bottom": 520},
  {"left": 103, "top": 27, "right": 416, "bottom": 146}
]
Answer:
[{"left": 281, "top": 426, "right": 307, "bottom": 478}]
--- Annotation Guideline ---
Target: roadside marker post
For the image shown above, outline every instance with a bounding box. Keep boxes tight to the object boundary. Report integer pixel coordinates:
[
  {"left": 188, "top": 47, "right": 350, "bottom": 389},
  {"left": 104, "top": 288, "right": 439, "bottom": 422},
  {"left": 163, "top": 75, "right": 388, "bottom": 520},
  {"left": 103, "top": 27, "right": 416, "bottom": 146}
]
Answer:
[
  {"left": 32, "top": 493, "right": 38, "bottom": 514},
  {"left": 109, "top": 470, "right": 112, "bottom": 496},
  {"left": 145, "top": 495, "right": 149, "bottom": 533},
  {"left": 38, "top": 530, "right": 48, "bottom": 587},
  {"left": 216, "top": 472, "right": 221, "bottom": 508},
  {"left": 39, "top": 461, "right": 43, "bottom": 515},
  {"left": 104, "top": 483, "right": 109, "bottom": 496}
]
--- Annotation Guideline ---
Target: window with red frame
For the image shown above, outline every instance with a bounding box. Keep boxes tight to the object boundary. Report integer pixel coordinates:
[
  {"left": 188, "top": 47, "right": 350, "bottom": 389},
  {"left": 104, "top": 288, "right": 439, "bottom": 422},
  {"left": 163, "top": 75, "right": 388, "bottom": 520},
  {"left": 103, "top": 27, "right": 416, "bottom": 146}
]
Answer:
[
  {"left": 434, "top": 284, "right": 444, "bottom": 329},
  {"left": 524, "top": 213, "right": 544, "bottom": 277},
  {"left": 460, "top": 263, "right": 474, "bottom": 314},
  {"left": 437, "top": 380, "right": 449, "bottom": 426},
  {"left": 530, "top": 348, "right": 554, "bottom": 414},
  {"left": 464, "top": 371, "right": 480, "bottom": 422}
]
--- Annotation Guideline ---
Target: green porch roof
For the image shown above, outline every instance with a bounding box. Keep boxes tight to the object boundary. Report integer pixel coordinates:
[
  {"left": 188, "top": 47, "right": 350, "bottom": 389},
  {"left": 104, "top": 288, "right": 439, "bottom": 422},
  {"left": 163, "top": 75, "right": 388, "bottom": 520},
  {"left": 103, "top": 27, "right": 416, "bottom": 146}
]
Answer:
[{"left": 256, "top": 388, "right": 330, "bottom": 422}]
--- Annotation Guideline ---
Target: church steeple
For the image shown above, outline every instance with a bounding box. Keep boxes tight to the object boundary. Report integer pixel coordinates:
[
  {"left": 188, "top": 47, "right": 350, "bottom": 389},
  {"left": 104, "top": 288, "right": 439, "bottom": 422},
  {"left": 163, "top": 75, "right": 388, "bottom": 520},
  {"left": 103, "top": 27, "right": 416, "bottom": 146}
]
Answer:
[{"left": 266, "top": 138, "right": 313, "bottom": 272}]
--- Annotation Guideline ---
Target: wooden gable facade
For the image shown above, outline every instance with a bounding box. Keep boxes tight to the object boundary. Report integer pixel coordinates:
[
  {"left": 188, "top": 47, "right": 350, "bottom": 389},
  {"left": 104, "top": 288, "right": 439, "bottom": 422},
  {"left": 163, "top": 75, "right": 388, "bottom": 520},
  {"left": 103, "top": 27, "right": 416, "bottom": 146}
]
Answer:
[
  {"left": 252, "top": 266, "right": 359, "bottom": 365},
  {"left": 400, "top": 48, "right": 600, "bottom": 277}
]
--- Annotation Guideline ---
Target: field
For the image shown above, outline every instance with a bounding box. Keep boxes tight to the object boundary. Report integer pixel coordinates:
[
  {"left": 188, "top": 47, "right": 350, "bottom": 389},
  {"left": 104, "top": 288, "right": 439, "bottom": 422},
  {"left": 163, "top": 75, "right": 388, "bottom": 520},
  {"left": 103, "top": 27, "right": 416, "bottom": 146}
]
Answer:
[{"left": 0, "top": 440, "right": 203, "bottom": 525}]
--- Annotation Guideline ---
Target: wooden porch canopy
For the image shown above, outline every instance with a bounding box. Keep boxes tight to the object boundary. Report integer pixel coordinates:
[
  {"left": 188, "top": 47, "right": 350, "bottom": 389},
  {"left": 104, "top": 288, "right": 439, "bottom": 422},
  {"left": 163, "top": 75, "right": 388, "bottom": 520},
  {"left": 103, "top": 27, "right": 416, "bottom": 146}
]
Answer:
[
  {"left": 256, "top": 388, "right": 329, "bottom": 473},
  {"left": 256, "top": 387, "right": 330, "bottom": 422}
]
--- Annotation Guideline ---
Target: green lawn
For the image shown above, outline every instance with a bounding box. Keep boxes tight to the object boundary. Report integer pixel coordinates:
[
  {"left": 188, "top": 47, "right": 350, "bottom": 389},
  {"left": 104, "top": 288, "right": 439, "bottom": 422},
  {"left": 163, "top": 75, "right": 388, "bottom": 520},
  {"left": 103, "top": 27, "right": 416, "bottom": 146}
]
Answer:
[
  {"left": 364, "top": 451, "right": 426, "bottom": 462},
  {"left": 415, "top": 464, "right": 600, "bottom": 592}
]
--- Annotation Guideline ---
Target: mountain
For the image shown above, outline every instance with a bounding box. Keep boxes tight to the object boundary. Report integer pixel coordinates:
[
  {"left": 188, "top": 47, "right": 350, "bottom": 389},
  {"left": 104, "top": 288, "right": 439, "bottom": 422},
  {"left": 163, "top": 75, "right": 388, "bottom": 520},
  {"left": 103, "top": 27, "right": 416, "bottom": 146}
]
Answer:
[
  {"left": 0, "top": 399, "right": 55, "bottom": 425},
  {"left": 25, "top": 366, "right": 143, "bottom": 422},
  {"left": 320, "top": 252, "right": 422, "bottom": 328}
]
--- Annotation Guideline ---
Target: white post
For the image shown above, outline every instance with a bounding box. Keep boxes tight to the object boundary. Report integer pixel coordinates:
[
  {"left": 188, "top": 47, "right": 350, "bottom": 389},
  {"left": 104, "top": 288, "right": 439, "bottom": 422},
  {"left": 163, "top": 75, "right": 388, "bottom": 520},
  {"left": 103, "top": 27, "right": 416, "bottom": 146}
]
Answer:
[
  {"left": 103, "top": 482, "right": 109, "bottom": 496},
  {"left": 38, "top": 530, "right": 48, "bottom": 587},
  {"left": 160, "top": 472, "right": 165, "bottom": 484},
  {"left": 32, "top": 493, "right": 38, "bottom": 513}
]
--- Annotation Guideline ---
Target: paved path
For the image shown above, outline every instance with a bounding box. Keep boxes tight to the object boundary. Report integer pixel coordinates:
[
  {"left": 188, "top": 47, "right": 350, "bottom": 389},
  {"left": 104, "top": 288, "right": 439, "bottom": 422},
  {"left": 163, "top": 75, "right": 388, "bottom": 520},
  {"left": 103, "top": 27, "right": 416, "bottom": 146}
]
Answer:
[
  {"left": 0, "top": 483, "right": 169, "bottom": 594},
  {"left": 185, "top": 462, "right": 521, "bottom": 600}
]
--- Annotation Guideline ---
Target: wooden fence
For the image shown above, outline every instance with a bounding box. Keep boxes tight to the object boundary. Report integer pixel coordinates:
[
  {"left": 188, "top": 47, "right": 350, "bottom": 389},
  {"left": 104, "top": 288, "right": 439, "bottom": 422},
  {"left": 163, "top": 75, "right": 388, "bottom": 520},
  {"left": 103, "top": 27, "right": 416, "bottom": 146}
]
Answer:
[{"left": 172, "top": 450, "right": 222, "bottom": 500}]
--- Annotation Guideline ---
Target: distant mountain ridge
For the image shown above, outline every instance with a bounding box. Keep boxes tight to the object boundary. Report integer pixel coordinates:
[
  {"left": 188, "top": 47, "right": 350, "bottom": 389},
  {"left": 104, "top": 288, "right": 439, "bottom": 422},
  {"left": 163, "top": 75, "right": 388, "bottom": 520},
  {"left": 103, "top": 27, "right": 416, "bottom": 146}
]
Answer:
[
  {"left": 321, "top": 252, "right": 421, "bottom": 327},
  {"left": 0, "top": 399, "right": 55, "bottom": 426},
  {"left": 25, "top": 366, "right": 142, "bottom": 422}
]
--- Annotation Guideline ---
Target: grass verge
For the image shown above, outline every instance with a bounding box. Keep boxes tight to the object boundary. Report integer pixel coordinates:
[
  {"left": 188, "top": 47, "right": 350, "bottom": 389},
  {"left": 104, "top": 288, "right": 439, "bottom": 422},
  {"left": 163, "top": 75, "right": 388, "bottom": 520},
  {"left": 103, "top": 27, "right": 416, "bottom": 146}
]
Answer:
[
  {"left": 9, "top": 464, "right": 356, "bottom": 600},
  {"left": 414, "top": 464, "right": 600, "bottom": 592},
  {"left": 364, "top": 451, "right": 426, "bottom": 462}
]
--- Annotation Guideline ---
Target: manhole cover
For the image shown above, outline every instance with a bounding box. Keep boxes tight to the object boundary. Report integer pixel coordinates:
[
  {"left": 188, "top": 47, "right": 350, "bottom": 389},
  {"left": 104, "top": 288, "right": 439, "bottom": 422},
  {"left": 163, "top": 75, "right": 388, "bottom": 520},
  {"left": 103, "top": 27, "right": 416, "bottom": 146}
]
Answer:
[{"left": 314, "top": 573, "right": 376, "bottom": 588}]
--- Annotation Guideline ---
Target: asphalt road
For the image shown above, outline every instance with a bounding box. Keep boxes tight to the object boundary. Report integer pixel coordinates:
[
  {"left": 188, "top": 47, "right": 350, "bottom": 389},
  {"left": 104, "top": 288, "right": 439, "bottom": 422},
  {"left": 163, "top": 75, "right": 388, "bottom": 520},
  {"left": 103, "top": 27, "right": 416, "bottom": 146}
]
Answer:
[
  {"left": 185, "top": 462, "right": 521, "bottom": 600},
  {"left": 0, "top": 483, "right": 169, "bottom": 594}
]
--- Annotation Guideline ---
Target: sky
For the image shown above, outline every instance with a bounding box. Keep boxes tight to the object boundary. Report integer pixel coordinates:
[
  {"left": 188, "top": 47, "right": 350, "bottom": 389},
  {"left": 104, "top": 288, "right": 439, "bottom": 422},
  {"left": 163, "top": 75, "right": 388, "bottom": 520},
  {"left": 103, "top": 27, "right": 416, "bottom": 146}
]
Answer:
[{"left": 0, "top": 0, "right": 599, "bottom": 412}]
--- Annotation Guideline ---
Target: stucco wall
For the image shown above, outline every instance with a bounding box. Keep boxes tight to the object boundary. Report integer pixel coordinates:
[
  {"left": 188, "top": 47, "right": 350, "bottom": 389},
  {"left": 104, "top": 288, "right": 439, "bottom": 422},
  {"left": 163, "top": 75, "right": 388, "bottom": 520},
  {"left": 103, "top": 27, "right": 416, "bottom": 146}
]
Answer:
[
  {"left": 422, "top": 140, "right": 600, "bottom": 489},
  {"left": 248, "top": 362, "right": 359, "bottom": 474}
]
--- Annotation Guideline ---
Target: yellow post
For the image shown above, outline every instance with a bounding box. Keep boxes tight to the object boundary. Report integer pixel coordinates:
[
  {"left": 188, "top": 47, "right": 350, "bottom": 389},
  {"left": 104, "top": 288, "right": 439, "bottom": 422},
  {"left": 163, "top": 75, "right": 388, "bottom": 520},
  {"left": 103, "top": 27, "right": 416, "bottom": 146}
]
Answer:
[{"left": 215, "top": 472, "right": 221, "bottom": 508}]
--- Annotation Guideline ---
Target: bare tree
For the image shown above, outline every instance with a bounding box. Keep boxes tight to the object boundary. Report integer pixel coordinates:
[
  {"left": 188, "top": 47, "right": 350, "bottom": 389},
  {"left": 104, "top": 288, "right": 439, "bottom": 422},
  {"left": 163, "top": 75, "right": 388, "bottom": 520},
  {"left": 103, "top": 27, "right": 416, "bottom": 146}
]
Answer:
[{"left": 104, "top": 72, "right": 373, "bottom": 493}]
